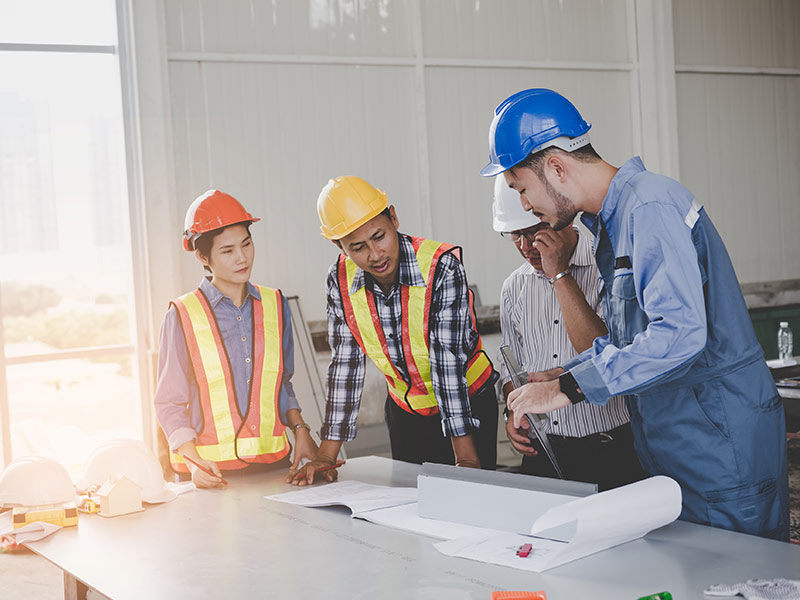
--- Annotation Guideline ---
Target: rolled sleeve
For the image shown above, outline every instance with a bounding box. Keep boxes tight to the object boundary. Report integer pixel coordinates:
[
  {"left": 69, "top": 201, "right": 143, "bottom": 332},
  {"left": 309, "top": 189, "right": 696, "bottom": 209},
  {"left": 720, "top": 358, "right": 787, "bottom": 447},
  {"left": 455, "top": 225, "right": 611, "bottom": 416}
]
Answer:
[
  {"left": 428, "top": 253, "right": 481, "bottom": 438},
  {"left": 167, "top": 427, "right": 198, "bottom": 452},
  {"left": 570, "top": 358, "right": 613, "bottom": 405},
  {"left": 320, "top": 264, "right": 366, "bottom": 442},
  {"left": 153, "top": 306, "right": 199, "bottom": 450}
]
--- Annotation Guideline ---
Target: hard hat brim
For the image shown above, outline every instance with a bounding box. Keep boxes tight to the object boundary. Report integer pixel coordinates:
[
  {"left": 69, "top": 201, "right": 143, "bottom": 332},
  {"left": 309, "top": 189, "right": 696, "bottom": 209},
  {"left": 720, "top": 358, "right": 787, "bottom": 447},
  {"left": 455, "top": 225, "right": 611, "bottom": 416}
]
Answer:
[
  {"left": 142, "top": 488, "right": 178, "bottom": 504},
  {"left": 481, "top": 161, "right": 511, "bottom": 177}
]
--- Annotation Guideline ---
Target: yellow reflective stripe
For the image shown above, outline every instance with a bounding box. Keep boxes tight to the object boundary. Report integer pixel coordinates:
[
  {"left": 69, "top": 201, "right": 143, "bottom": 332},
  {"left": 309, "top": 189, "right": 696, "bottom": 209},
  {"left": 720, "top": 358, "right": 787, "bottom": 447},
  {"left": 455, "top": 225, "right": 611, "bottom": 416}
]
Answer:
[
  {"left": 181, "top": 293, "right": 236, "bottom": 449},
  {"left": 406, "top": 286, "right": 432, "bottom": 396},
  {"left": 466, "top": 351, "right": 491, "bottom": 384},
  {"left": 415, "top": 239, "right": 440, "bottom": 286},
  {"left": 248, "top": 286, "right": 287, "bottom": 455},
  {"left": 346, "top": 259, "right": 397, "bottom": 379},
  {"left": 197, "top": 445, "right": 227, "bottom": 462},
  {"left": 405, "top": 239, "right": 440, "bottom": 404}
]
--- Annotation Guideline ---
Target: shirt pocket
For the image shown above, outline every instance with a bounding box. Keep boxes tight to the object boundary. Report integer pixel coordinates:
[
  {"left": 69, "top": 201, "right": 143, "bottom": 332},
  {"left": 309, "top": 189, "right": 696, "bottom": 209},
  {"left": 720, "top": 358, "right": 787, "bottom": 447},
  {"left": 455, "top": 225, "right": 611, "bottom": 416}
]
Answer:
[{"left": 605, "top": 270, "right": 648, "bottom": 346}]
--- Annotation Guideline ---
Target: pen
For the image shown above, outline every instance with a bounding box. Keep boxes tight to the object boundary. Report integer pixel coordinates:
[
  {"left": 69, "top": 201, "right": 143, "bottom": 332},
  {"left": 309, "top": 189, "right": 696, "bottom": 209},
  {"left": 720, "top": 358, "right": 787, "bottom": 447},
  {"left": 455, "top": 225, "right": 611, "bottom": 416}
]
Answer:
[
  {"left": 313, "top": 461, "right": 345, "bottom": 474},
  {"left": 292, "top": 461, "right": 346, "bottom": 478},
  {"left": 181, "top": 454, "right": 228, "bottom": 485}
]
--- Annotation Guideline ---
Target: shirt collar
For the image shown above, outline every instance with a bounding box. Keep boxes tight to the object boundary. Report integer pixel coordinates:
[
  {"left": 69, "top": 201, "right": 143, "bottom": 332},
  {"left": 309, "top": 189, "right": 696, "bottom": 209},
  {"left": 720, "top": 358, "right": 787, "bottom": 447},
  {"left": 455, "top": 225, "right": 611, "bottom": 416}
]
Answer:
[
  {"left": 349, "top": 233, "right": 425, "bottom": 295},
  {"left": 599, "top": 156, "right": 645, "bottom": 225},
  {"left": 200, "top": 277, "right": 260, "bottom": 307}
]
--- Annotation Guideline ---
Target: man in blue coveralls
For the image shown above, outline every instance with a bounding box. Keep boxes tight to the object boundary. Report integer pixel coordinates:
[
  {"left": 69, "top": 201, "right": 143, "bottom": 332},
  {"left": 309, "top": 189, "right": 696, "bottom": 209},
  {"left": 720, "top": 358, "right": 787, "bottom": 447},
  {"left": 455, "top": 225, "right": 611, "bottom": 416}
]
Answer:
[{"left": 481, "top": 88, "right": 789, "bottom": 541}]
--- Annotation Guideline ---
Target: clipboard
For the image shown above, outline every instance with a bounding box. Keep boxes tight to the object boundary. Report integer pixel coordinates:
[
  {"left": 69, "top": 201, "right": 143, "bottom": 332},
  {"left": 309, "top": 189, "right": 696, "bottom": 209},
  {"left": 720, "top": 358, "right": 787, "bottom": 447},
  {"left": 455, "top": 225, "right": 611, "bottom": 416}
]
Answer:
[{"left": 500, "top": 345, "right": 565, "bottom": 479}]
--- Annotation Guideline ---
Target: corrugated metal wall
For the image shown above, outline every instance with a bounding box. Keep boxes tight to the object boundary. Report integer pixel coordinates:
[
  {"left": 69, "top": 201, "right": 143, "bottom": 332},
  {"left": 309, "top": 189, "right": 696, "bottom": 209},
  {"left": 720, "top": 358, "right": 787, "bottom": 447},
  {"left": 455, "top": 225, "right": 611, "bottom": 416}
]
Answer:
[
  {"left": 673, "top": 0, "right": 800, "bottom": 283},
  {"left": 159, "top": 0, "right": 799, "bottom": 321}
]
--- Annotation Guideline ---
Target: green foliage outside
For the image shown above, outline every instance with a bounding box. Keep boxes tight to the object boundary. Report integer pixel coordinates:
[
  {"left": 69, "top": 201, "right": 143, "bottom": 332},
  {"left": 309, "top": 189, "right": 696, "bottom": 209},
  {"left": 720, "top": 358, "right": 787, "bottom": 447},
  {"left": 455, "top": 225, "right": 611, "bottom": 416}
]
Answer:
[
  {"left": 1, "top": 282, "right": 60, "bottom": 317},
  {"left": 4, "top": 309, "right": 130, "bottom": 349},
  {"left": 2, "top": 282, "right": 132, "bottom": 374}
]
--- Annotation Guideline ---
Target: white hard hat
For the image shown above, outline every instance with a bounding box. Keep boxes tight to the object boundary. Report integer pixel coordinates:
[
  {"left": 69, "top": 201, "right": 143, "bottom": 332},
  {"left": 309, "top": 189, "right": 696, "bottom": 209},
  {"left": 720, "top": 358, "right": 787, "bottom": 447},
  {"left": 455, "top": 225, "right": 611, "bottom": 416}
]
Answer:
[
  {"left": 78, "top": 439, "right": 176, "bottom": 504},
  {"left": 0, "top": 456, "right": 77, "bottom": 507},
  {"left": 491, "top": 175, "right": 540, "bottom": 233}
]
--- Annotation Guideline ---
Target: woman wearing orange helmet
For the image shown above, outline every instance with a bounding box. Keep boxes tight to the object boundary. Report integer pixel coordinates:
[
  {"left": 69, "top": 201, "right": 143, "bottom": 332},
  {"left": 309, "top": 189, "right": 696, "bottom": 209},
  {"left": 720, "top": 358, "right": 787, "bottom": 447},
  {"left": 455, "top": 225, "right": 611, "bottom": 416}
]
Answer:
[{"left": 154, "top": 190, "right": 318, "bottom": 487}]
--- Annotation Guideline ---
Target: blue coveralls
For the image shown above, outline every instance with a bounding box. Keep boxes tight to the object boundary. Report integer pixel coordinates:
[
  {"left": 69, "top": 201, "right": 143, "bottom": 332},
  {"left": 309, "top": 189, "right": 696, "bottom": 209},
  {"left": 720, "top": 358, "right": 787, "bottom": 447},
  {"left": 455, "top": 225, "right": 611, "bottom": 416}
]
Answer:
[{"left": 565, "top": 157, "right": 789, "bottom": 541}]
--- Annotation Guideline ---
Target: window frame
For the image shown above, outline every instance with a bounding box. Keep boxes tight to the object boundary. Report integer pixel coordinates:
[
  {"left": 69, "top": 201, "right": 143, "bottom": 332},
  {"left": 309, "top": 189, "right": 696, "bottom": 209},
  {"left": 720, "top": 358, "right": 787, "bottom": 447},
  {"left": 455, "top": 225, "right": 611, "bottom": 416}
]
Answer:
[{"left": 0, "top": 0, "right": 153, "bottom": 466}]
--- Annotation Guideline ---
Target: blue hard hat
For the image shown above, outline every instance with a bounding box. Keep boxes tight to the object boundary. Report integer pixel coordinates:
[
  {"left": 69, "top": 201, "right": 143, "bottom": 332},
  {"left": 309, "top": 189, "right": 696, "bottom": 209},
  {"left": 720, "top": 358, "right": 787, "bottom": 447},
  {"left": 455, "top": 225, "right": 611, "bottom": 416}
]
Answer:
[{"left": 480, "top": 88, "right": 592, "bottom": 177}]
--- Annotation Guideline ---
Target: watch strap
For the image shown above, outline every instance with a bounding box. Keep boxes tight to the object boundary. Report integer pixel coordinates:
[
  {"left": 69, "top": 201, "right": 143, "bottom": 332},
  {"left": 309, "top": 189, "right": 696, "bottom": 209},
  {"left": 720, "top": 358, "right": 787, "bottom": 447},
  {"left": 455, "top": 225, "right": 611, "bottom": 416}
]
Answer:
[{"left": 558, "top": 371, "right": 585, "bottom": 404}]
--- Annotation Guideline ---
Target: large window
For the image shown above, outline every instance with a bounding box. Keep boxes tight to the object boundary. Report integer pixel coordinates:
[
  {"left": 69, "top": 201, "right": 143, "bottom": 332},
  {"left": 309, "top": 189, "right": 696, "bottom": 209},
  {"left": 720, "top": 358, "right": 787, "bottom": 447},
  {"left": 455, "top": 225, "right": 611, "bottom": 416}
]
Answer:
[{"left": 0, "top": 0, "right": 143, "bottom": 475}]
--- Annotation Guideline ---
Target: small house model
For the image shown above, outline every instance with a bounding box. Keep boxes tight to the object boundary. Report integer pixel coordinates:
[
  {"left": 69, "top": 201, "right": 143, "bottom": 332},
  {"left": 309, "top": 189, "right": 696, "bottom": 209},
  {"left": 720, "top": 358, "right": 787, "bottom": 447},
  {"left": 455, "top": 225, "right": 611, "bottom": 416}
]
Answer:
[{"left": 95, "top": 475, "right": 143, "bottom": 517}]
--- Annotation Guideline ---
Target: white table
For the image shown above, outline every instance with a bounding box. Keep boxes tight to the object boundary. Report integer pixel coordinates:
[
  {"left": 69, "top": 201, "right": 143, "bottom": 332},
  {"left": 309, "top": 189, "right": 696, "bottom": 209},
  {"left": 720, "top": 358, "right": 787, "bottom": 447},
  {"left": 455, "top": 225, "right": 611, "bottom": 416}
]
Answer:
[{"left": 26, "top": 456, "right": 800, "bottom": 600}]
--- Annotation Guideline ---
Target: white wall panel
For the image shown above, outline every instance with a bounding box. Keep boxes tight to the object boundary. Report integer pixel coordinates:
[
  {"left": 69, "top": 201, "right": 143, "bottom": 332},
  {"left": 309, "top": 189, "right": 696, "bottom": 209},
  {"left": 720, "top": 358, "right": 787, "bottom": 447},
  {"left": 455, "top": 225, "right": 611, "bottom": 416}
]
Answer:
[
  {"left": 676, "top": 72, "right": 800, "bottom": 283},
  {"left": 674, "top": 0, "right": 800, "bottom": 68},
  {"left": 425, "top": 67, "right": 635, "bottom": 306},
  {"left": 674, "top": 0, "right": 800, "bottom": 284},
  {"left": 165, "top": 0, "right": 414, "bottom": 56},
  {"left": 169, "top": 61, "right": 422, "bottom": 314},
  {"left": 421, "top": 0, "right": 630, "bottom": 63}
]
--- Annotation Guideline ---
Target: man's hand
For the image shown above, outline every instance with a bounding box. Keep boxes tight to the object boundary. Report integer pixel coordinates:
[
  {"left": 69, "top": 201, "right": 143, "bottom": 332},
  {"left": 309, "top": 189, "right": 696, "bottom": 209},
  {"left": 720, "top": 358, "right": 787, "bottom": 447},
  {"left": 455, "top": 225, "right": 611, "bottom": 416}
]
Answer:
[
  {"left": 286, "top": 456, "right": 339, "bottom": 486},
  {"left": 286, "top": 439, "right": 343, "bottom": 486},
  {"left": 533, "top": 228, "right": 573, "bottom": 279},
  {"left": 528, "top": 367, "right": 564, "bottom": 383},
  {"left": 289, "top": 426, "right": 319, "bottom": 472},
  {"left": 505, "top": 409, "right": 538, "bottom": 456},
  {"left": 507, "top": 380, "right": 570, "bottom": 429}
]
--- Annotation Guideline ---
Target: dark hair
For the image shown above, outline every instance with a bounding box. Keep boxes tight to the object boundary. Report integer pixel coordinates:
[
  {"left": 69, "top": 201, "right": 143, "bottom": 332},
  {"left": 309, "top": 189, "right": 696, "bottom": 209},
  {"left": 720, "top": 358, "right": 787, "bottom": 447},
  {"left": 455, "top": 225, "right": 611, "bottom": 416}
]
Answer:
[
  {"left": 517, "top": 143, "right": 601, "bottom": 181},
  {"left": 194, "top": 223, "right": 252, "bottom": 274}
]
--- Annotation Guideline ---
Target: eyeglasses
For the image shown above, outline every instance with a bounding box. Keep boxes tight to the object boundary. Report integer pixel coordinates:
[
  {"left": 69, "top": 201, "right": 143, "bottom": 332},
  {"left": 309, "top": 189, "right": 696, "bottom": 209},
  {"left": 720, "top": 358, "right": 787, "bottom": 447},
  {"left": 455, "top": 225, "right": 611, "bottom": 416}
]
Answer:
[{"left": 500, "top": 230, "right": 538, "bottom": 244}]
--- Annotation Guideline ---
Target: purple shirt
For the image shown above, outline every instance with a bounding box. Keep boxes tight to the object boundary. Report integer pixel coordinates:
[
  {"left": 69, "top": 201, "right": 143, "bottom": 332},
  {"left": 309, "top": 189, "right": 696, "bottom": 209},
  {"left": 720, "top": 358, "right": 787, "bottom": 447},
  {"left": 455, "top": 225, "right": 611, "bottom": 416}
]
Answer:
[{"left": 154, "top": 278, "right": 300, "bottom": 451}]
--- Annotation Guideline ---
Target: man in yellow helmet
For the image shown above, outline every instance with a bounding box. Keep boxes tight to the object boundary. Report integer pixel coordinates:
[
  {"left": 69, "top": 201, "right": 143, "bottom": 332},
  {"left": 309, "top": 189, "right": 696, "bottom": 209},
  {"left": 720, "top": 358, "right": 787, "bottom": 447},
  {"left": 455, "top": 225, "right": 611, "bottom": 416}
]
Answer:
[{"left": 289, "top": 176, "right": 498, "bottom": 485}]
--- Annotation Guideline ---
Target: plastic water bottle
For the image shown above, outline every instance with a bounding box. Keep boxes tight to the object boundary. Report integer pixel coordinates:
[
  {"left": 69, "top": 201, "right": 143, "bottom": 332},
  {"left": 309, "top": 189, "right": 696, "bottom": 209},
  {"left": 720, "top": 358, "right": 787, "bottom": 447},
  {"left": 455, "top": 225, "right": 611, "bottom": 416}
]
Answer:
[{"left": 777, "top": 321, "right": 793, "bottom": 361}]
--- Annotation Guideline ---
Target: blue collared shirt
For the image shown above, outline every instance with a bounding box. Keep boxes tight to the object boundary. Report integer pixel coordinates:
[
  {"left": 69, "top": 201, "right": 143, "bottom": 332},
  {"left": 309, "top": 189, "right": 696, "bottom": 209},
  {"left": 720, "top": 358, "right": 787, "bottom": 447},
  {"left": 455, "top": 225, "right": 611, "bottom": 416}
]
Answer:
[
  {"left": 564, "top": 157, "right": 709, "bottom": 402},
  {"left": 154, "top": 278, "right": 300, "bottom": 450}
]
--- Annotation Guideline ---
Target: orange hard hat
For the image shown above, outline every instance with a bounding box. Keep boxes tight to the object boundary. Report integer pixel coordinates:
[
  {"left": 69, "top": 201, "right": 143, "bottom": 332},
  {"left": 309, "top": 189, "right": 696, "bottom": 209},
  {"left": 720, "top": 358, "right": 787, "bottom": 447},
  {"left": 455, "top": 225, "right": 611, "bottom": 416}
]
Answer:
[{"left": 183, "top": 190, "right": 260, "bottom": 251}]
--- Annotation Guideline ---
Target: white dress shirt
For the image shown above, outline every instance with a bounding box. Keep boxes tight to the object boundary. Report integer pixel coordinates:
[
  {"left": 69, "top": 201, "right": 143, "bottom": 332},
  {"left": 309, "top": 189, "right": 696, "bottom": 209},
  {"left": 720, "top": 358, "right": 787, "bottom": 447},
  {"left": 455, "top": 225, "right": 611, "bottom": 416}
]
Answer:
[{"left": 498, "top": 229, "right": 630, "bottom": 437}]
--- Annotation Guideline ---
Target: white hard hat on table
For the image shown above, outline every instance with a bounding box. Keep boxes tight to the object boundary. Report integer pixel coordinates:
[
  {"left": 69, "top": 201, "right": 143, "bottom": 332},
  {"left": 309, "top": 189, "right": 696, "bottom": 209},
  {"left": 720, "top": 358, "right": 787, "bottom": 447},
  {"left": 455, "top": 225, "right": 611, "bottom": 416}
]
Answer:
[
  {"left": 78, "top": 439, "right": 176, "bottom": 504},
  {"left": 0, "top": 456, "right": 77, "bottom": 507}
]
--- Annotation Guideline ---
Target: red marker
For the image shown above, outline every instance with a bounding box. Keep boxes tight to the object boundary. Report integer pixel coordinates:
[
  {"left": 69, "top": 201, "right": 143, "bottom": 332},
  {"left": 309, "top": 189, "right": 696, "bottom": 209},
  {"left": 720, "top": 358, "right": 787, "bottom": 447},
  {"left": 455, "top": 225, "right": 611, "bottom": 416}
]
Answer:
[
  {"left": 292, "top": 461, "right": 345, "bottom": 479},
  {"left": 182, "top": 455, "right": 228, "bottom": 485}
]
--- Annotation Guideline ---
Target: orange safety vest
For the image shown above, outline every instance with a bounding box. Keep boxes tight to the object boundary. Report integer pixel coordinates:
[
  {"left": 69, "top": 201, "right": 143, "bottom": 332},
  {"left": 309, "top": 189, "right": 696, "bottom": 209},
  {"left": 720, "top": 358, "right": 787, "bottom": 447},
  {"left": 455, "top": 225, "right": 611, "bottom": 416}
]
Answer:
[
  {"left": 338, "top": 236, "right": 494, "bottom": 416},
  {"left": 169, "top": 285, "right": 290, "bottom": 472}
]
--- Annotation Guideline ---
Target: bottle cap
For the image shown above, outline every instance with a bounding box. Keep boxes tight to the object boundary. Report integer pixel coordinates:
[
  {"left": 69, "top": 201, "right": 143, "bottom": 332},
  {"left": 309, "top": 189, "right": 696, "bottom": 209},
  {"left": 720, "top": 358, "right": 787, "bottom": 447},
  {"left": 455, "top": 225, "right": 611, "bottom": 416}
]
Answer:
[{"left": 780, "top": 321, "right": 789, "bottom": 327}]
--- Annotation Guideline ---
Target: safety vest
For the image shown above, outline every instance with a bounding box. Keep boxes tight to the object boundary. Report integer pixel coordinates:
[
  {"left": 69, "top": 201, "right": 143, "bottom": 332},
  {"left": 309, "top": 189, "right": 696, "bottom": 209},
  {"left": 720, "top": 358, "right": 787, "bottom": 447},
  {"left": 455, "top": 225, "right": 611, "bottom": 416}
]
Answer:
[
  {"left": 169, "top": 285, "right": 290, "bottom": 472},
  {"left": 338, "top": 236, "right": 494, "bottom": 416}
]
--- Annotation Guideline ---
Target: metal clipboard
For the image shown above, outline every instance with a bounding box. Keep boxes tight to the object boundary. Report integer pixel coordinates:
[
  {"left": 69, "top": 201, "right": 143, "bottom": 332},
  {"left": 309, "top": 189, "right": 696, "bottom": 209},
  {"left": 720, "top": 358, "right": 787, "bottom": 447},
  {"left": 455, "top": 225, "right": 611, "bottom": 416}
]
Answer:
[{"left": 500, "top": 345, "right": 565, "bottom": 479}]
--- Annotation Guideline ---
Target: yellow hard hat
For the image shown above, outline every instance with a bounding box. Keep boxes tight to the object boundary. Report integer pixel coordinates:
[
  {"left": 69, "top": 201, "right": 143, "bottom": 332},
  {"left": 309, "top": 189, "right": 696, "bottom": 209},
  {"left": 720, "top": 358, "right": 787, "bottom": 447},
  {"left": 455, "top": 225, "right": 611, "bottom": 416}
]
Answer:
[{"left": 317, "top": 176, "right": 388, "bottom": 240}]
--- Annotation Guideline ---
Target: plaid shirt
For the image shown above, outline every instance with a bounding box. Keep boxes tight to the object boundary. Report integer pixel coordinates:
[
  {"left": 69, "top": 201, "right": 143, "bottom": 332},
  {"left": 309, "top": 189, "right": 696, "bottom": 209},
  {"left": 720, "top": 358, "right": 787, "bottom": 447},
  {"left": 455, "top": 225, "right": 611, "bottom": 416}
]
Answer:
[{"left": 321, "top": 233, "right": 496, "bottom": 441}]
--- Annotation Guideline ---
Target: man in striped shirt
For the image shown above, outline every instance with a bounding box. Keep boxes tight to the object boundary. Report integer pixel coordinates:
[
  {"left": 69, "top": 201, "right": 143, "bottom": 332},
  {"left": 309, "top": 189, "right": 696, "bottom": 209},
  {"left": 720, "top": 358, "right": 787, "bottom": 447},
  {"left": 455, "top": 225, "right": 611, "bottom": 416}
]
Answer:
[{"left": 493, "top": 177, "right": 643, "bottom": 491}]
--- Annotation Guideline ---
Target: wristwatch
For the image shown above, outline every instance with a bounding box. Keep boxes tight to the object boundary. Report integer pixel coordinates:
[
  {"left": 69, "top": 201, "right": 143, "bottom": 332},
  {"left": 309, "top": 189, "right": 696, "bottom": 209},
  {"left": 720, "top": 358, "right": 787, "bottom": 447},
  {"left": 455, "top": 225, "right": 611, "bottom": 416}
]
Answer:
[
  {"left": 558, "top": 371, "right": 586, "bottom": 404},
  {"left": 293, "top": 422, "right": 311, "bottom": 433}
]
